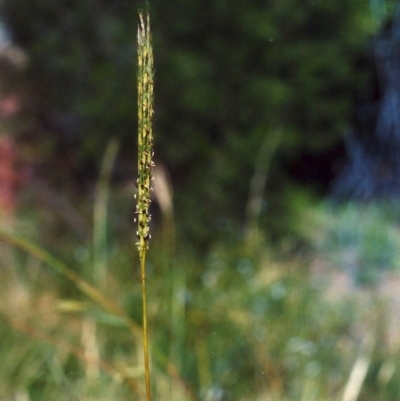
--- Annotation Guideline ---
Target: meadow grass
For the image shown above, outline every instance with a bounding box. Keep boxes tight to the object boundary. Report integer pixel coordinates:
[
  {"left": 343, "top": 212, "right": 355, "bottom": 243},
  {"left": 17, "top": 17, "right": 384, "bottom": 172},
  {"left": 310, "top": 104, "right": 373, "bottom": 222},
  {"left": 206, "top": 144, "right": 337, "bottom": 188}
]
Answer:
[
  {"left": 2, "top": 5, "right": 400, "bottom": 401},
  {"left": 1, "top": 198, "right": 400, "bottom": 400},
  {"left": 2, "top": 220, "right": 400, "bottom": 401}
]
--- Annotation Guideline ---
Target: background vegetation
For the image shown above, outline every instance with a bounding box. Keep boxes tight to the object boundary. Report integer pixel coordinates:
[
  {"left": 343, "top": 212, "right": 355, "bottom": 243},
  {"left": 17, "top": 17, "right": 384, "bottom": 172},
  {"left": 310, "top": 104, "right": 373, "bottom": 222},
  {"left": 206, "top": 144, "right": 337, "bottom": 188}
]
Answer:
[
  {"left": 1, "top": 0, "right": 400, "bottom": 400},
  {"left": 1, "top": 0, "right": 395, "bottom": 245}
]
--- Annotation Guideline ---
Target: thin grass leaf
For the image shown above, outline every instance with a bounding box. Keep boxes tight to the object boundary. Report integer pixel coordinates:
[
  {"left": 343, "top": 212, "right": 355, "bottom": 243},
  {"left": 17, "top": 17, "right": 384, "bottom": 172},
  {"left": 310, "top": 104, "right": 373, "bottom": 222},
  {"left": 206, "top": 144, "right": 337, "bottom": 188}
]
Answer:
[
  {"left": 93, "top": 138, "right": 120, "bottom": 287},
  {"left": 0, "top": 229, "right": 141, "bottom": 338}
]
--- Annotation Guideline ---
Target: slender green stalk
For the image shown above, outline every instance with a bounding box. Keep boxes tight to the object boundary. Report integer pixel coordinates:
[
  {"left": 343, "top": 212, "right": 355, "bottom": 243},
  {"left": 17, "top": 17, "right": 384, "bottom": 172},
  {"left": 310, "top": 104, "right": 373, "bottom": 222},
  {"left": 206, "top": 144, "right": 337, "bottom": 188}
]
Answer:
[
  {"left": 136, "top": 6, "right": 154, "bottom": 401},
  {"left": 93, "top": 138, "right": 120, "bottom": 287},
  {"left": 244, "top": 127, "right": 281, "bottom": 244}
]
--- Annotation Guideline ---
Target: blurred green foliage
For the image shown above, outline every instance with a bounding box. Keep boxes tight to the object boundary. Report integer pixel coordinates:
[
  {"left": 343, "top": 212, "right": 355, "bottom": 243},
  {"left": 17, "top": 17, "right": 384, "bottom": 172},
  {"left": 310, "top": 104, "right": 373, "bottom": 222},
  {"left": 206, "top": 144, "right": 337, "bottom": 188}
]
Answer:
[
  {"left": 304, "top": 201, "right": 400, "bottom": 285},
  {"left": 0, "top": 0, "right": 396, "bottom": 246}
]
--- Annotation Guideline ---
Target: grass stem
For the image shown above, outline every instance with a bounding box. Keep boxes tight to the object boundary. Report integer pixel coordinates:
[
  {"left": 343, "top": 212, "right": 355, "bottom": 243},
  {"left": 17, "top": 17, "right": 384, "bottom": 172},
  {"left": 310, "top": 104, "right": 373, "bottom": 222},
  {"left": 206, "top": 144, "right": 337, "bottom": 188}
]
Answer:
[
  {"left": 140, "top": 248, "right": 151, "bottom": 400},
  {"left": 137, "top": 5, "right": 154, "bottom": 401}
]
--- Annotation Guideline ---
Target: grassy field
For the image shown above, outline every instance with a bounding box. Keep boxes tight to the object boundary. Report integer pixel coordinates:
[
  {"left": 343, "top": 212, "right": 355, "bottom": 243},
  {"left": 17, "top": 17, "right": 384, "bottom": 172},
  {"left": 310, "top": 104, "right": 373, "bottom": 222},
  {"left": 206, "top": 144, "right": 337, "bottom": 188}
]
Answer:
[
  {"left": 1, "top": 196, "right": 400, "bottom": 401},
  {"left": 1, "top": 7, "right": 400, "bottom": 400}
]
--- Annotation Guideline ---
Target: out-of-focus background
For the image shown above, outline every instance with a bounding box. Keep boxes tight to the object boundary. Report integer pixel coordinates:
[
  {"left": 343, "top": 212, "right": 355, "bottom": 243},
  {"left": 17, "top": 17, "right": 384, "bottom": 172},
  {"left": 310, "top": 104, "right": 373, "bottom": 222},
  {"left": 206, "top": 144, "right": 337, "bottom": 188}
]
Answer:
[{"left": 2, "top": 0, "right": 400, "bottom": 400}]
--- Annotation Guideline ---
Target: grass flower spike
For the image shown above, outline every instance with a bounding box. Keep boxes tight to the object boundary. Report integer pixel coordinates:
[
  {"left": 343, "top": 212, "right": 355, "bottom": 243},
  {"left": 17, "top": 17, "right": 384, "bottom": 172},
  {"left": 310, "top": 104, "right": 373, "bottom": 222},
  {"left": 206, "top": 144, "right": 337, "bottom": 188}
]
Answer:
[
  {"left": 136, "top": 8, "right": 154, "bottom": 253},
  {"left": 136, "top": 5, "right": 154, "bottom": 401}
]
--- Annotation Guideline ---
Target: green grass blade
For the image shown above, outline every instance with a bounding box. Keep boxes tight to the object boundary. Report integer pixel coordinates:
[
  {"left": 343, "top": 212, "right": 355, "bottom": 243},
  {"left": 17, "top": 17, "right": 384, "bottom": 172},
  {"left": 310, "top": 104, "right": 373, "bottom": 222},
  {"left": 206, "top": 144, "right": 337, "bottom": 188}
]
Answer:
[
  {"left": 0, "top": 229, "right": 141, "bottom": 338},
  {"left": 93, "top": 138, "right": 120, "bottom": 287}
]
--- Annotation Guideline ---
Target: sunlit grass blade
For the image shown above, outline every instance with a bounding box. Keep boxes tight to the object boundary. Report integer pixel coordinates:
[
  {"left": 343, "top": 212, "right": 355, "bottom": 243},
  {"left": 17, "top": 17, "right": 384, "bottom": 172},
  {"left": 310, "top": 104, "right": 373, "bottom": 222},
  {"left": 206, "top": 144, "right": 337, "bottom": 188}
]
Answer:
[
  {"left": 341, "top": 335, "right": 374, "bottom": 401},
  {"left": 0, "top": 229, "right": 141, "bottom": 338}
]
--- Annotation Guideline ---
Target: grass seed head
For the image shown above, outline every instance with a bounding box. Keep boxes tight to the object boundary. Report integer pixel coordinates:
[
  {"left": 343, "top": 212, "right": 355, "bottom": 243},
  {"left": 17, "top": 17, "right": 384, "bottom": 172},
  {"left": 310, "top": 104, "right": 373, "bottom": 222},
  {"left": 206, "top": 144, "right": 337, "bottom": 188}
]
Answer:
[{"left": 136, "top": 10, "right": 154, "bottom": 252}]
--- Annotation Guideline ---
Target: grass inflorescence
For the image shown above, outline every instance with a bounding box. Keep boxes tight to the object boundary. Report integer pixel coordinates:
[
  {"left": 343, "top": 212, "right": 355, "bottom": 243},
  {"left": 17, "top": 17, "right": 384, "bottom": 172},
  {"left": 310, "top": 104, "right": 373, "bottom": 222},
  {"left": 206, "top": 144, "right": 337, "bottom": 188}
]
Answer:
[{"left": 136, "top": 5, "right": 155, "bottom": 401}]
